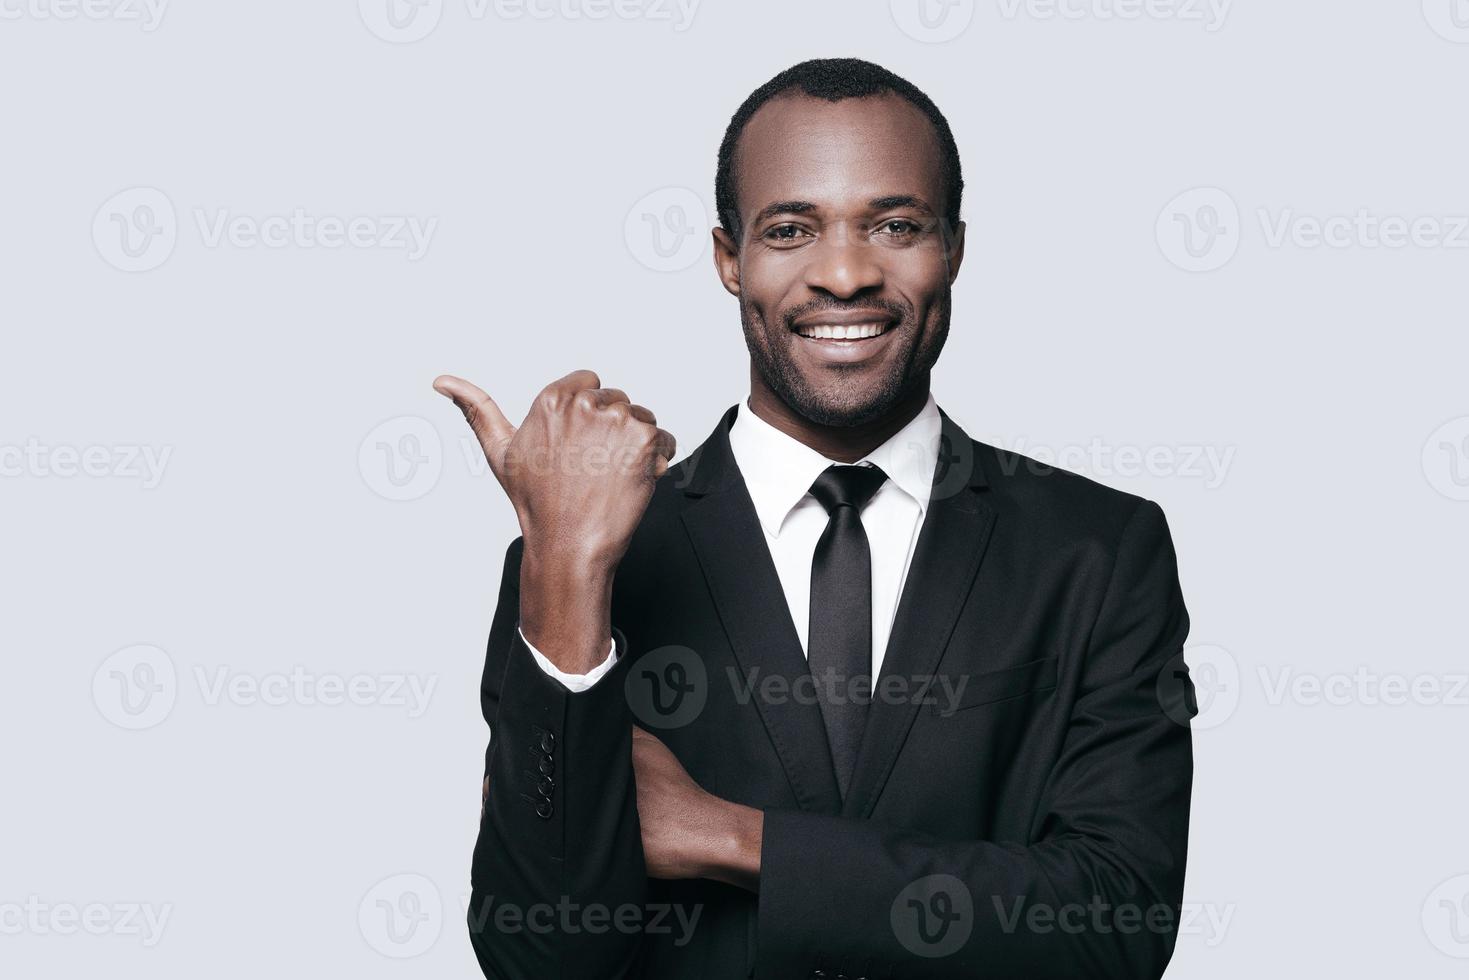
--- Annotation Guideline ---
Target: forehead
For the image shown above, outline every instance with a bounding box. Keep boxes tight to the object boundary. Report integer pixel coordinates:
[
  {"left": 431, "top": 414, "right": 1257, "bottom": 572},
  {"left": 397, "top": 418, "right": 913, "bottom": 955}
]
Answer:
[{"left": 734, "top": 92, "right": 945, "bottom": 219}]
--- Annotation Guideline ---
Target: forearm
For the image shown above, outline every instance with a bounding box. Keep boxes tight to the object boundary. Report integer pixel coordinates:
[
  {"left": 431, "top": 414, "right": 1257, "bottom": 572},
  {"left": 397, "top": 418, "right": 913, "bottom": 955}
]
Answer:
[
  {"left": 752, "top": 646, "right": 1193, "bottom": 979},
  {"left": 473, "top": 630, "right": 648, "bottom": 978},
  {"left": 470, "top": 542, "right": 647, "bottom": 979},
  {"left": 756, "top": 811, "right": 1186, "bottom": 980}
]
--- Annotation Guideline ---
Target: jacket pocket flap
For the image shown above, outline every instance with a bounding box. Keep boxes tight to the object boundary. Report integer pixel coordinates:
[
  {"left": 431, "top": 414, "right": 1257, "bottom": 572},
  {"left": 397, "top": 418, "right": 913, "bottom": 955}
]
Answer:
[{"left": 932, "top": 656, "right": 1059, "bottom": 715}]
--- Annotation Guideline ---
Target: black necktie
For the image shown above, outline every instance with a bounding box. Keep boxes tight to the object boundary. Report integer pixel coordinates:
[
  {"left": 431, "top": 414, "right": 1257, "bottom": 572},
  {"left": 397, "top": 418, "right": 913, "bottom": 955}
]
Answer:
[{"left": 807, "top": 463, "right": 889, "bottom": 800}]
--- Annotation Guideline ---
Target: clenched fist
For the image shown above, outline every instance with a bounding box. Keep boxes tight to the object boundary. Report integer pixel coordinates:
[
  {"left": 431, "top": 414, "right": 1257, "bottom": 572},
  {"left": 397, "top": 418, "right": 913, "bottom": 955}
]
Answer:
[{"left": 434, "top": 370, "right": 676, "bottom": 672}]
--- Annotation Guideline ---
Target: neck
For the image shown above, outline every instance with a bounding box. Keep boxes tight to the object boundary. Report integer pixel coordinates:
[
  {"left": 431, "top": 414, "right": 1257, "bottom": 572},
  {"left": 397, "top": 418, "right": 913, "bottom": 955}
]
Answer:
[{"left": 746, "top": 369, "right": 931, "bottom": 464}]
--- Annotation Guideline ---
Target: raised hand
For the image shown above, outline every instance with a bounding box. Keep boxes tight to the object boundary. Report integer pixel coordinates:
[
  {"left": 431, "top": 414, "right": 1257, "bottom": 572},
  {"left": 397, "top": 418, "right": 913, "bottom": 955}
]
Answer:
[{"left": 434, "top": 370, "right": 675, "bottom": 672}]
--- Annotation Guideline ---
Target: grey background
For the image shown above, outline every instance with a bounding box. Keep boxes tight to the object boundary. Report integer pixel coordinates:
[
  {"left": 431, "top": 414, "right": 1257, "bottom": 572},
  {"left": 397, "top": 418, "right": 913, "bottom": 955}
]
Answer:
[{"left": 3, "top": 0, "right": 1467, "bottom": 975}]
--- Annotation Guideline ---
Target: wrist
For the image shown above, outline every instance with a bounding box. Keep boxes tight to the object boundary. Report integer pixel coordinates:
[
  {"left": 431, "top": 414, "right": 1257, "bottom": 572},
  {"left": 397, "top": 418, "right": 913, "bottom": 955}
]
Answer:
[
  {"left": 521, "top": 533, "right": 621, "bottom": 585},
  {"left": 518, "top": 540, "right": 616, "bottom": 674},
  {"left": 699, "top": 798, "right": 762, "bottom": 892}
]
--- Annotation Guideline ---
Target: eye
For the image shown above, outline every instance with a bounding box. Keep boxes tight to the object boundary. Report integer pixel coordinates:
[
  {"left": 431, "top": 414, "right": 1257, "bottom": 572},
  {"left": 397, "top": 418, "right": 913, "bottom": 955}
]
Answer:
[
  {"left": 875, "top": 218, "right": 923, "bottom": 238},
  {"left": 762, "top": 222, "right": 811, "bottom": 245}
]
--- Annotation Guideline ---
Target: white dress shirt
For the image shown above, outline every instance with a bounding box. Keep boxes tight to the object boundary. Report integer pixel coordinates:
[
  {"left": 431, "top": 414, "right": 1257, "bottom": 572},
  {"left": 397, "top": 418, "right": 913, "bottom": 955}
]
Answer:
[{"left": 523, "top": 395, "right": 943, "bottom": 690}]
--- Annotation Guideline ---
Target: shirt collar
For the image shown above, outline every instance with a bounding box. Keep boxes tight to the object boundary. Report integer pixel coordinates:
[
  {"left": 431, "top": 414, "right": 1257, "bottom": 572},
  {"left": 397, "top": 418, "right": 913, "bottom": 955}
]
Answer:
[{"left": 727, "top": 394, "right": 943, "bottom": 538}]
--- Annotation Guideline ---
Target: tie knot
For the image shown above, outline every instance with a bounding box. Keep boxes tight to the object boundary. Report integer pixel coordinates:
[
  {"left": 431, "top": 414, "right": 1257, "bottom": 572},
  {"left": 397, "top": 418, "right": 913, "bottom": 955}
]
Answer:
[{"left": 809, "top": 463, "right": 888, "bottom": 515}]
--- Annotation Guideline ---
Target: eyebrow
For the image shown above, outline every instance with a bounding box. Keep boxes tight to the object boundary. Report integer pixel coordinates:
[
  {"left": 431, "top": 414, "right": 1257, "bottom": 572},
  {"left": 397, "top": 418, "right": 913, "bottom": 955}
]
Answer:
[
  {"left": 750, "top": 195, "right": 936, "bottom": 227},
  {"left": 868, "top": 195, "right": 935, "bottom": 216}
]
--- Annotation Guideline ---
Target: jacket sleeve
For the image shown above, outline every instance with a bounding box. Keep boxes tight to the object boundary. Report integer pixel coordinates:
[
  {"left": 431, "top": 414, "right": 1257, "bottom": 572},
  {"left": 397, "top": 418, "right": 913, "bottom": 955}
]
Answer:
[
  {"left": 755, "top": 499, "right": 1196, "bottom": 980},
  {"left": 467, "top": 537, "right": 648, "bottom": 980}
]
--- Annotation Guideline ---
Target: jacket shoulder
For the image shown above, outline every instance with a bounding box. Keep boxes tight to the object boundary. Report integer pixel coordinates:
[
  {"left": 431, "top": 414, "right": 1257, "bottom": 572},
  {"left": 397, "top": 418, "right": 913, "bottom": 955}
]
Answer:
[{"left": 973, "top": 439, "right": 1162, "bottom": 546}]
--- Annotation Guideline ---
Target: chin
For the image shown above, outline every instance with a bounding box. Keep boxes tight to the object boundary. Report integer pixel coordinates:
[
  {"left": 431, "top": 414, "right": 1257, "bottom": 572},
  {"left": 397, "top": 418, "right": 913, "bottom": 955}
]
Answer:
[{"left": 787, "top": 376, "right": 911, "bottom": 428}]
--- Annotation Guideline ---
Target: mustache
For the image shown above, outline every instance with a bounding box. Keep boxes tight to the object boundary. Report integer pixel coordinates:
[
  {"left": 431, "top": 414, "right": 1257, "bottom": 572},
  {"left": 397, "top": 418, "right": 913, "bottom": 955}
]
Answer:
[{"left": 781, "top": 298, "right": 912, "bottom": 328}]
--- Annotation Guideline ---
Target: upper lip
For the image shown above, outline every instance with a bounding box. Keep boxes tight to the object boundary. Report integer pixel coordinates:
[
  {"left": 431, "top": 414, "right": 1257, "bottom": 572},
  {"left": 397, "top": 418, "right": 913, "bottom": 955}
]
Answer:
[{"left": 791, "top": 309, "right": 897, "bottom": 328}]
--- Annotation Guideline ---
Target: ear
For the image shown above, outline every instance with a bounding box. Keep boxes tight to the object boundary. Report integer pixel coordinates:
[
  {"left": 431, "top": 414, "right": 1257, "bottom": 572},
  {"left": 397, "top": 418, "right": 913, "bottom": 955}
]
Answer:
[
  {"left": 945, "top": 220, "right": 966, "bottom": 285},
  {"left": 712, "top": 226, "right": 742, "bottom": 298}
]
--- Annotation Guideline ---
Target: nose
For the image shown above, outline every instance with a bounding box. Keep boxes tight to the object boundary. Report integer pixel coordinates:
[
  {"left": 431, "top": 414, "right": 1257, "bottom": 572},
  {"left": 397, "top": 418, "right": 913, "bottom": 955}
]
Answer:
[{"left": 802, "top": 225, "right": 885, "bottom": 298}]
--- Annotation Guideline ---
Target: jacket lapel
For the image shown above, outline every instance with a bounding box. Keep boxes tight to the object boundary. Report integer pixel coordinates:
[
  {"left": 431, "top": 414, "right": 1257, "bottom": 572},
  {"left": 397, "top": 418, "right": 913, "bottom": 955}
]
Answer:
[
  {"left": 676, "top": 408, "right": 844, "bottom": 815},
  {"left": 841, "top": 411, "right": 995, "bottom": 819}
]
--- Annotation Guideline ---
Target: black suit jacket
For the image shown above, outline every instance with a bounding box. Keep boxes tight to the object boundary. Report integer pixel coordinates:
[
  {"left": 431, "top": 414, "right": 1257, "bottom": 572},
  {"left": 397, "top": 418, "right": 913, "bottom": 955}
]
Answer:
[{"left": 468, "top": 406, "right": 1196, "bottom": 980}]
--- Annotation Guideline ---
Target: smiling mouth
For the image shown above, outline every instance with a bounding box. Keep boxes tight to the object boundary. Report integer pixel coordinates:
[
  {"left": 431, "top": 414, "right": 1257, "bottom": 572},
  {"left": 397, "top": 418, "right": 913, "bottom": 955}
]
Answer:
[{"left": 791, "top": 320, "right": 895, "bottom": 341}]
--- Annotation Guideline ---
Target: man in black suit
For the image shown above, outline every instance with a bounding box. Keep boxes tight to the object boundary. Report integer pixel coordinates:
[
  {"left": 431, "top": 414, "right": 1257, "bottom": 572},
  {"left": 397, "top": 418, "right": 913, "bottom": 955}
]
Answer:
[{"left": 436, "top": 58, "right": 1196, "bottom": 980}]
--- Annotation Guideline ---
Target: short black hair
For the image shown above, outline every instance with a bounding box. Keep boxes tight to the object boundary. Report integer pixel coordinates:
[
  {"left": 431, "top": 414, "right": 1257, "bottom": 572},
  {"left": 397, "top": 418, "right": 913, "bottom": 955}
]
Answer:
[{"left": 715, "top": 58, "right": 963, "bottom": 245}]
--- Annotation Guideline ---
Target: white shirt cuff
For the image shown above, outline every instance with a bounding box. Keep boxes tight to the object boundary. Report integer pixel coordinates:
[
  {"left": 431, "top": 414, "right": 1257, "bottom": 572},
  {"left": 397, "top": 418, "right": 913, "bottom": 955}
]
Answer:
[{"left": 519, "top": 627, "right": 618, "bottom": 692}]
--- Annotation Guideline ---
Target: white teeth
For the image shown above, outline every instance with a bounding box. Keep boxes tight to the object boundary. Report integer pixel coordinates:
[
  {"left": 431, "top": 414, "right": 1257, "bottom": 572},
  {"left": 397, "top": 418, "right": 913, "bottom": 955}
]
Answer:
[{"left": 795, "top": 322, "right": 889, "bottom": 340}]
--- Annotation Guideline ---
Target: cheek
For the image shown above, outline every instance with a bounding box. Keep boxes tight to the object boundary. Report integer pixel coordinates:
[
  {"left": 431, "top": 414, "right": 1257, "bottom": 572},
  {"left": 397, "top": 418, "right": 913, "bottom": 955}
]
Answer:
[
  {"left": 890, "top": 247, "right": 952, "bottom": 298},
  {"left": 740, "top": 260, "right": 803, "bottom": 323}
]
